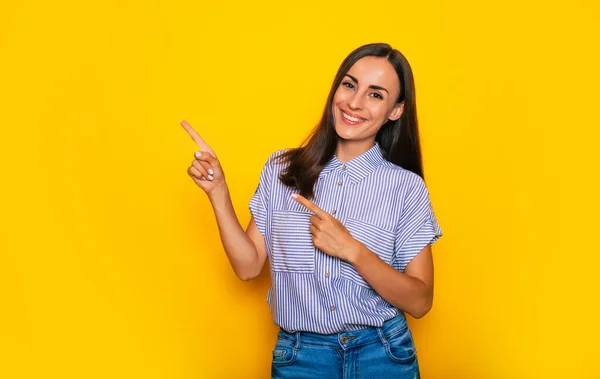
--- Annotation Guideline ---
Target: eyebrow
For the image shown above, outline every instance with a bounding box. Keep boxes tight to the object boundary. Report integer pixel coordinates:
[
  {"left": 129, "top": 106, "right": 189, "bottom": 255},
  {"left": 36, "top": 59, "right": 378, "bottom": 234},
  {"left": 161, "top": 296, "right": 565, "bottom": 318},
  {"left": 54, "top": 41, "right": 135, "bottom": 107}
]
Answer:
[{"left": 345, "top": 74, "right": 389, "bottom": 94}]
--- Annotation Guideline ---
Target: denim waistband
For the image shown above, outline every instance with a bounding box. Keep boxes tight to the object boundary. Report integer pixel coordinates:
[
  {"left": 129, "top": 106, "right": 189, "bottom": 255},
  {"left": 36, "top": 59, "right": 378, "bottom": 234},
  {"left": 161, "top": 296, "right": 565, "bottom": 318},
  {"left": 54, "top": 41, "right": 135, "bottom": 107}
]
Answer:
[{"left": 278, "top": 313, "right": 408, "bottom": 349}]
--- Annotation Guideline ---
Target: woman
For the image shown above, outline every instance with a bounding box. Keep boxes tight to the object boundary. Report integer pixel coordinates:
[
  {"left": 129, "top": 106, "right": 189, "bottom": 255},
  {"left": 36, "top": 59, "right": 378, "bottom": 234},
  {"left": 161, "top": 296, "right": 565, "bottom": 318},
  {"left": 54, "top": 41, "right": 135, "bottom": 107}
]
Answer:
[{"left": 182, "top": 43, "right": 442, "bottom": 378}]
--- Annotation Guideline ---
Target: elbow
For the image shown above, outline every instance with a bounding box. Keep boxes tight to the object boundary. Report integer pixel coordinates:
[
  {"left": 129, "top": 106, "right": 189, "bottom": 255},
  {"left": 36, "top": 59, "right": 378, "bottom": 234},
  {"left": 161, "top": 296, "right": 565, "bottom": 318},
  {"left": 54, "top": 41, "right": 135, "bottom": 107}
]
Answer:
[
  {"left": 238, "top": 273, "right": 258, "bottom": 282},
  {"left": 408, "top": 297, "right": 433, "bottom": 319},
  {"left": 235, "top": 266, "right": 262, "bottom": 282}
]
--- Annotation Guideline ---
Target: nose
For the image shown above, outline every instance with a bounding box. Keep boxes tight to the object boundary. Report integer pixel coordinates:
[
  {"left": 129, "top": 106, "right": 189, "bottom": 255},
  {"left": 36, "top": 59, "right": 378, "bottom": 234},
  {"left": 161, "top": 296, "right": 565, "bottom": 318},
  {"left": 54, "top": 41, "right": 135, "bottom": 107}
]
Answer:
[{"left": 347, "top": 91, "right": 364, "bottom": 110}]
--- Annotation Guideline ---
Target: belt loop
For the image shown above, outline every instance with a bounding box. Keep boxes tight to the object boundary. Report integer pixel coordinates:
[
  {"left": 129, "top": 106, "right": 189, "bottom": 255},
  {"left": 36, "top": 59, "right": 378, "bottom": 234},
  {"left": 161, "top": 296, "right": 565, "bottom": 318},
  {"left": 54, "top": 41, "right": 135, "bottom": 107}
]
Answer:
[
  {"left": 376, "top": 327, "right": 388, "bottom": 346},
  {"left": 294, "top": 331, "right": 301, "bottom": 349}
]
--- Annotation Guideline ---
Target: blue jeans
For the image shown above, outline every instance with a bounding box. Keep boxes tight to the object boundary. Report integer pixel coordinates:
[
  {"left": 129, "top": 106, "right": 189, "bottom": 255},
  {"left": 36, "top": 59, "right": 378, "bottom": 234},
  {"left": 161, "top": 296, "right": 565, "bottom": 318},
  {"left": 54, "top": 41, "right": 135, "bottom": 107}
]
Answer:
[{"left": 271, "top": 314, "right": 420, "bottom": 379}]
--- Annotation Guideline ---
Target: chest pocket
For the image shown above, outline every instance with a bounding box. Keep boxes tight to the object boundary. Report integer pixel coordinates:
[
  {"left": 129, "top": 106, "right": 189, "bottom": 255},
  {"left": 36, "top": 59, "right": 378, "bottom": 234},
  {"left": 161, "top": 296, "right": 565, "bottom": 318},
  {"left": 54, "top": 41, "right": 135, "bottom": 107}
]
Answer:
[
  {"left": 270, "top": 210, "right": 315, "bottom": 273},
  {"left": 341, "top": 218, "right": 396, "bottom": 287}
]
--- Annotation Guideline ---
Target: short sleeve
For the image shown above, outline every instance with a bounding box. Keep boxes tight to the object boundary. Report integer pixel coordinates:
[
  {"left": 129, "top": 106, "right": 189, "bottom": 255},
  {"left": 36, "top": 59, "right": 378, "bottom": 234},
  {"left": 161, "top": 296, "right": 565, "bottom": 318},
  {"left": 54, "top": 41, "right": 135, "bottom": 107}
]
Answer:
[
  {"left": 391, "top": 178, "right": 443, "bottom": 272},
  {"left": 249, "top": 152, "right": 280, "bottom": 237}
]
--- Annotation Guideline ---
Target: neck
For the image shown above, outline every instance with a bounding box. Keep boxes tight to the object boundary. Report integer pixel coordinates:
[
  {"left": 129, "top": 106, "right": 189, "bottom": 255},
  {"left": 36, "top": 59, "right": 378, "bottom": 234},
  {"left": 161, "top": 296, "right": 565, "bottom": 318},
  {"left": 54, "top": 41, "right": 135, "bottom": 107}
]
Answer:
[{"left": 335, "top": 138, "right": 376, "bottom": 162}]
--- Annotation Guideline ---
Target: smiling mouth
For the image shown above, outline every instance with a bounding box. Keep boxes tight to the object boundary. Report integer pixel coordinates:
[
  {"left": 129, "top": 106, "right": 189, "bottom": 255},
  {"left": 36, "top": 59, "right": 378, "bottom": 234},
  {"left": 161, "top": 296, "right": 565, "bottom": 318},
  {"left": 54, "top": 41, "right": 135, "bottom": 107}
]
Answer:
[{"left": 341, "top": 110, "right": 366, "bottom": 124}]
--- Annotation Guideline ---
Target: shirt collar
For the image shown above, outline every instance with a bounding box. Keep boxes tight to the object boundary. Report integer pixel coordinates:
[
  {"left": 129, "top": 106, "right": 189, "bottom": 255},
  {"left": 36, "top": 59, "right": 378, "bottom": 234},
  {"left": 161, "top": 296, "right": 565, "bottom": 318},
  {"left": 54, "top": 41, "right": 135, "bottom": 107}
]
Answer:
[{"left": 320, "top": 143, "right": 386, "bottom": 183}]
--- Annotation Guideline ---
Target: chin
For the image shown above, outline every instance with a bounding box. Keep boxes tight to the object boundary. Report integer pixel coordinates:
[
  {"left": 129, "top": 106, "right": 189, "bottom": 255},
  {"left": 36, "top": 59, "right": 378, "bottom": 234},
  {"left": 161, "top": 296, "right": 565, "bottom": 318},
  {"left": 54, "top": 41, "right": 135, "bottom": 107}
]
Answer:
[{"left": 334, "top": 126, "right": 357, "bottom": 141}]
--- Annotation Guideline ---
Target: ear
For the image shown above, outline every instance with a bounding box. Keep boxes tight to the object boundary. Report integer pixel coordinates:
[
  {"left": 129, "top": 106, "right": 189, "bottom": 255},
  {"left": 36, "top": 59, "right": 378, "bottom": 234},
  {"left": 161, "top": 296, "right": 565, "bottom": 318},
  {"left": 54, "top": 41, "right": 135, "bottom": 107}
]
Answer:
[{"left": 389, "top": 102, "right": 404, "bottom": 121}]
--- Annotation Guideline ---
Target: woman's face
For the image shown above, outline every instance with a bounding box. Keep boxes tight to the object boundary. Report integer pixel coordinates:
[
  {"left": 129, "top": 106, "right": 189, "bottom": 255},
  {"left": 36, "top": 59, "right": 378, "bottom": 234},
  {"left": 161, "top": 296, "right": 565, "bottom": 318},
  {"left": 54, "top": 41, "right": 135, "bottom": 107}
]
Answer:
[{"left": 332, "top": 56, "right": 404, "bottom": 144}]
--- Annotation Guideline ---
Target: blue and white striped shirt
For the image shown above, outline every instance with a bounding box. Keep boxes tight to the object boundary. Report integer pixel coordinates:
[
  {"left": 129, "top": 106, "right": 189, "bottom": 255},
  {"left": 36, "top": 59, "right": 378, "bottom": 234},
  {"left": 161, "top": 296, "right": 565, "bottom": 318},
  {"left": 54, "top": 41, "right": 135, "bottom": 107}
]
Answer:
[{"left": 249, "top": 143, "right": 442, "bottom": 334}]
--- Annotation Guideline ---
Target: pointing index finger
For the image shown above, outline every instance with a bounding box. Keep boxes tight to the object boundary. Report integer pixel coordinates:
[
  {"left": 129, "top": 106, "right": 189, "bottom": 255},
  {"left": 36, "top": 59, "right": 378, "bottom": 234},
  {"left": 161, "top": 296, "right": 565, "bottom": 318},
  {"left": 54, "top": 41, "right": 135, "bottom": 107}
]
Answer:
[
  {"left": 180, "top": 120, "right": 216, "bottom": 157},
  {"left": 292, "top": 194, "right": 328, "bottom": 219}
]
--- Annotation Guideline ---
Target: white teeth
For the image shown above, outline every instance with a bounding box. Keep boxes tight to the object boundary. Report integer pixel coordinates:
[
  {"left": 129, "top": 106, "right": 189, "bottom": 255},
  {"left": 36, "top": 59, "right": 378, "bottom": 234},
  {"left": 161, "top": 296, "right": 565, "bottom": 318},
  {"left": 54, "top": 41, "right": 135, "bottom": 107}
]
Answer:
[{"left": 342, "top": 111, "right": 363, "bottom": 122}]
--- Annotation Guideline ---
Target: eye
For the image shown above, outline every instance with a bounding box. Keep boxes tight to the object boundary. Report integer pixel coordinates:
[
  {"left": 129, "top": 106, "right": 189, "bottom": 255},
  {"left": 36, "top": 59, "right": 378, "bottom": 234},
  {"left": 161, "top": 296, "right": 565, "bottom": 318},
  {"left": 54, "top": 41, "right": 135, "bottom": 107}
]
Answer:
[
  {"left": 370, "top": 92, "right": 384, "bottom": 100},
  {"left": 342, "top": 81, "right": 355, "bottom": 90}
]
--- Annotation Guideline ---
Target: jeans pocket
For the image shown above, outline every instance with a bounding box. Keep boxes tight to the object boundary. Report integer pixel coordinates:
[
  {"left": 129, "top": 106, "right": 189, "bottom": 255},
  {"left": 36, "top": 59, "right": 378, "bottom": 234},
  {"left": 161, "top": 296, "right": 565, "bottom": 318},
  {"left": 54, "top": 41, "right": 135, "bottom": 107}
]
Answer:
[
  {"left": 384, "top": 326, "right": 417, "bottom": 364},
  {"left": 341, "top": 218, "right": 396, "bottom": 287},
  {"left": 271, "top": 210, "right": 315, "bottom": 273},
  {"left": 272, "top": 336, "right": 298, "bottom": 366}
]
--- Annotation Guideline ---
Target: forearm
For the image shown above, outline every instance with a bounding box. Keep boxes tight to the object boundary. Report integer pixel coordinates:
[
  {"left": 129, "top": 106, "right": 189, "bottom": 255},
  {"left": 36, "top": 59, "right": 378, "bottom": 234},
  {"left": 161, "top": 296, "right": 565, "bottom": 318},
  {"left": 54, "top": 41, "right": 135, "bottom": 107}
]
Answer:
[
  {"left": 348, "top": 243, "right": 432, "bottom": 318},
  {"left": 208, "top": 186, "right": 262, "bottom": 280}
]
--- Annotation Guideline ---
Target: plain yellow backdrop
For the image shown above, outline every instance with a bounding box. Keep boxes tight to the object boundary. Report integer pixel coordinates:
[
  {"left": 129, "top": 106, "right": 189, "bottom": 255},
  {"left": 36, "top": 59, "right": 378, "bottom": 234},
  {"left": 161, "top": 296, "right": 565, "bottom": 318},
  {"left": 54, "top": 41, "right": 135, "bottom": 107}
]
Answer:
[{"left": 1, "top": 0, "right": 599, "bottom": 378}]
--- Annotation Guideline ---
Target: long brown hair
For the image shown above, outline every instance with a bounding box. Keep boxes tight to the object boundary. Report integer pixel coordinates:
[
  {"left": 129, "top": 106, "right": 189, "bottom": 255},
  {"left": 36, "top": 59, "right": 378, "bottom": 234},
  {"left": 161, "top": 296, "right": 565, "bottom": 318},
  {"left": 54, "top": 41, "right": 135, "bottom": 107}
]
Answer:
[{"left": 278, "top": 43, "right": 423, "bottom": 198}]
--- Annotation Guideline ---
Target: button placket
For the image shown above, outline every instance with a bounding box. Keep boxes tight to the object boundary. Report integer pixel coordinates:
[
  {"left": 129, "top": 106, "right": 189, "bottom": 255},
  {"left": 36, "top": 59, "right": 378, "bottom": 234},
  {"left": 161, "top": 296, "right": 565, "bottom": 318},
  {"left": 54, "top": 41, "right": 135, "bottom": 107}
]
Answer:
[
  {"left": 327, "top": 168, "right": 347, "bottom": 319},
  {"left": 331, "top": 169, "right": 347, "bottom": 220},
  {"left": 329, "top": 168, "right": 348, "bottom": 304}
]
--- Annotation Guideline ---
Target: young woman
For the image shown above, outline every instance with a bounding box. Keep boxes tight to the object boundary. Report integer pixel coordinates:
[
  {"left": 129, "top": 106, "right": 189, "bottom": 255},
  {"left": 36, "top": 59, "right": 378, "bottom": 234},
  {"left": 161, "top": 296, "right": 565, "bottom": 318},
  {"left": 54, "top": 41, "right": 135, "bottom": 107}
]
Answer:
[{"left": 182, "top": 43, "right": 442, "bottom": 379}]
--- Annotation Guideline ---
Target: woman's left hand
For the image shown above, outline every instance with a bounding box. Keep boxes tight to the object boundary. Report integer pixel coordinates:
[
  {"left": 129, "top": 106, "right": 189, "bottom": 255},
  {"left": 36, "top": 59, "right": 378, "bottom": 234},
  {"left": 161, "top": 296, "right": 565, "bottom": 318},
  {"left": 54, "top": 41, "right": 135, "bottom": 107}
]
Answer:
[{"left": 291, "top": 194, "right": 361, "bottom": 262}]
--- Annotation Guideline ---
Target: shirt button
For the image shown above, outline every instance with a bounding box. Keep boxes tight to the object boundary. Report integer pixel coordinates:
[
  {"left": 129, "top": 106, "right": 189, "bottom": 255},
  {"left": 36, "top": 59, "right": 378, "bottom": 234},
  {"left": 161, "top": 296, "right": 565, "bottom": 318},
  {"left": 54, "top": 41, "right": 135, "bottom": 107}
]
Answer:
[
  {"left": 337, "top": 181, "right": 342, "bottom": 186},
  {"left": 330, "top": 305, "right": 336, "bottom": 311},
  {"left": 324, "top": 272, "right": 330, "bottom": 278},
  {"left": 331, "top": 210, "right": 337, "bottom": 215},
  {"left": 342, "top": 164, "right": 347, "bottom": 170}
]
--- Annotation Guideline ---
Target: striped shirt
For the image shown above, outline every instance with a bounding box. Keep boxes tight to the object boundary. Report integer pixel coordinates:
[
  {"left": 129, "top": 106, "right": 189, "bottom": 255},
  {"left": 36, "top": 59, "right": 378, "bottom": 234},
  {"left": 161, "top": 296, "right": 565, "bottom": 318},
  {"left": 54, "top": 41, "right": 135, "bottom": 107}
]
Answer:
[{"left": 249, "top": 143, "right": 442, "bottom": 334}]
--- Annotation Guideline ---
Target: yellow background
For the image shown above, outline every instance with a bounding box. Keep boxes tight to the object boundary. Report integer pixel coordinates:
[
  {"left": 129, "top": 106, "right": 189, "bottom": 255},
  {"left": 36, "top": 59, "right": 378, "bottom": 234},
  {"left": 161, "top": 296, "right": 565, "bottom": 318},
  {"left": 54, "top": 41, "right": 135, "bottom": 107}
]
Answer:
[{"left": 1, "top": 0, "right": 599, "bottom": 378}]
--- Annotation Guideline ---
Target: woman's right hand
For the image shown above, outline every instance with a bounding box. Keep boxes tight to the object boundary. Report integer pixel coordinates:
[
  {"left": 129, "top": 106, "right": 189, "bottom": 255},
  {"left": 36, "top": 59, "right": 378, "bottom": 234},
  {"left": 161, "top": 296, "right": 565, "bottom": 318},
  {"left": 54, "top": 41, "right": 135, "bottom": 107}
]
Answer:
[{"left": 181, "top": 120, "right": 227, "bottom": 197}]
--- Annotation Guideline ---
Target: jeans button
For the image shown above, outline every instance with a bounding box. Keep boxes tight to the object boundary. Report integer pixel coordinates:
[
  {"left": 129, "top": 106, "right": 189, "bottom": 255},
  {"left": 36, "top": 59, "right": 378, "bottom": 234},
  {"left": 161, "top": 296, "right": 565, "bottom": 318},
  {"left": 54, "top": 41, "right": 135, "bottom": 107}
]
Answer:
[{"left": 340, "top": 336, "right": 348, "bottom": 344}]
